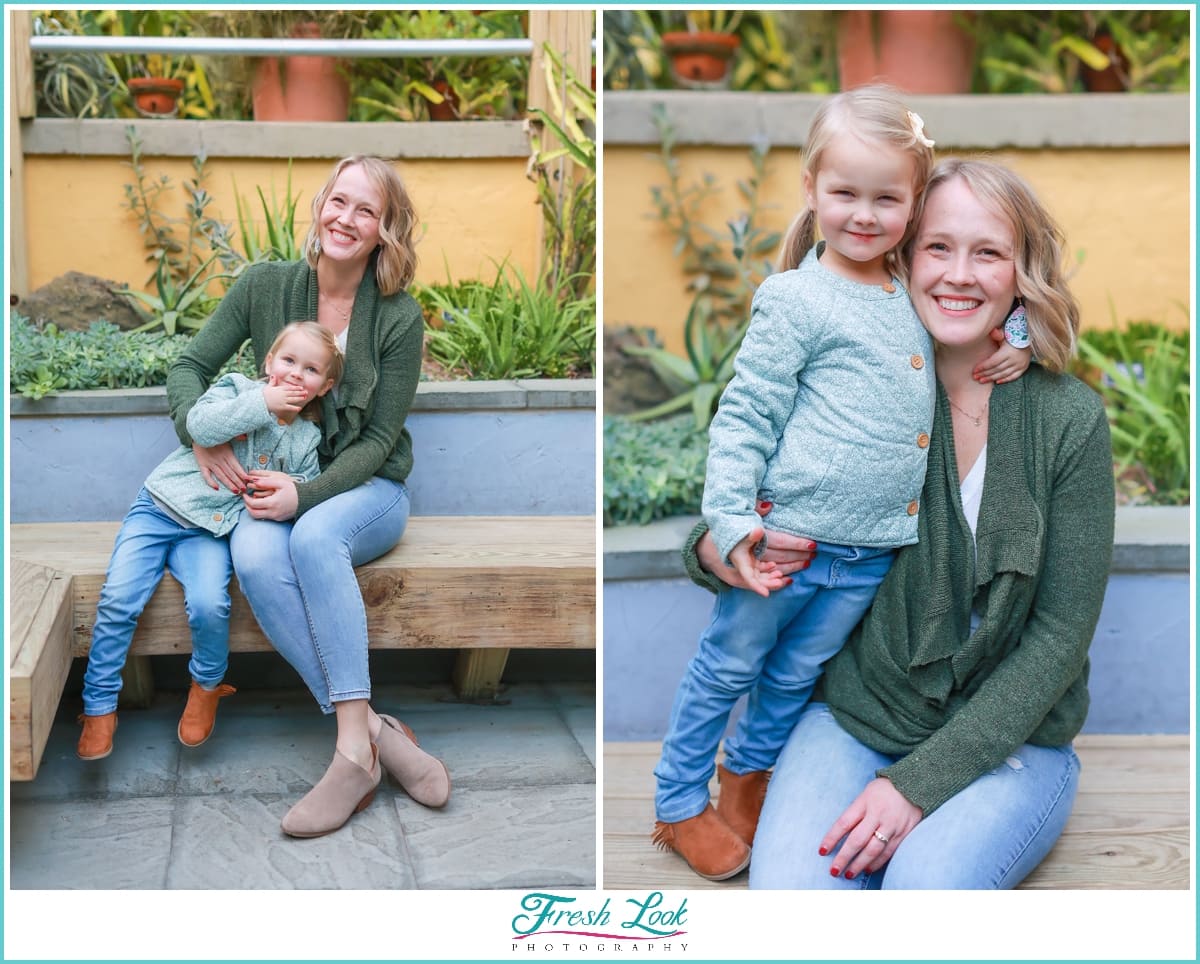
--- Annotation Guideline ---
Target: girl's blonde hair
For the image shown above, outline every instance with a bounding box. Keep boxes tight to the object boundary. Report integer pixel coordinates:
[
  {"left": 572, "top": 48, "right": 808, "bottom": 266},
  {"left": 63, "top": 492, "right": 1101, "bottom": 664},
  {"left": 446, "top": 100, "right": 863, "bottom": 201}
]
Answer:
[
  {"left": 917, "top": 158, "right": 1080, "bottom": 372},
  {"left": 265, "top": 321, "right": 344, "bottom": 422},
  {"left": 303, "top": 155, "right": 418, "bottom": 296},
  {"left": 778, "top": 85, "right": 936, "bottom": 278}
]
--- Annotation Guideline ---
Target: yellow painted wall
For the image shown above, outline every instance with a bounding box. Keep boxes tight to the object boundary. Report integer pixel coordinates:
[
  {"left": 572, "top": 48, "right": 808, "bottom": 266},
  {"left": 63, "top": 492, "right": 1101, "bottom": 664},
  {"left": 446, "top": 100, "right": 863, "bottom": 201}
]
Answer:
[
  {"left": 604, "top": 145, "right": 1191, "bottom": 355},
  {"left": 22, "top": 155, "right": 540, "bottom": 295}
]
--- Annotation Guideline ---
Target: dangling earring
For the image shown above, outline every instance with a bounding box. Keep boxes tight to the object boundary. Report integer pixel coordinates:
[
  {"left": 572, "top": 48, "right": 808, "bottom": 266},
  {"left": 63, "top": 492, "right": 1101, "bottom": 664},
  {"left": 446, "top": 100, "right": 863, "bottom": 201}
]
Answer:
[
  {"left": 312, "top": 236, "right": 322, "bottom": 257},
  {"left": 1003, "top": 296, "right": 1029, "bottom": 349}
]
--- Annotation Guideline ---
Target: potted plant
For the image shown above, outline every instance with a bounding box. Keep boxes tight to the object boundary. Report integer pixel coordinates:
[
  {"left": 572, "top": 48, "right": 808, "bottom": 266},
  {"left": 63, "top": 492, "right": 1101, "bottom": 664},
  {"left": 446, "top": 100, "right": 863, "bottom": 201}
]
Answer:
[
  {"left": 657, "top": 10, "right": 743, "bottom": 89},
  {"left": 31, "top": 15, "right": 122, "bottom": 118},
  {"left": 188, "top": 10, "right": 366, "bottom": 122},
  {"left": 837, "top": 10, "right": 976, "bottom": 93}
]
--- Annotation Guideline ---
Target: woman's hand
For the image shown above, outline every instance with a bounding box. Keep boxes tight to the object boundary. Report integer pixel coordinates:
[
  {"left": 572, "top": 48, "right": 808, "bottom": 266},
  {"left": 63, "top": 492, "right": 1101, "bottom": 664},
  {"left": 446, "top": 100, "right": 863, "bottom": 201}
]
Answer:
[
  {"left": 696, "top": 525, "right": 816, "bottom": 593},
  {"left": 820, "top": 777, "right": 923, "bottom": 880},
  {"left": 193, "top": 442, "right": 251, "bottom": 494},
  {"left": 242, "top": 470, "right": 299, "bottom": 521}
]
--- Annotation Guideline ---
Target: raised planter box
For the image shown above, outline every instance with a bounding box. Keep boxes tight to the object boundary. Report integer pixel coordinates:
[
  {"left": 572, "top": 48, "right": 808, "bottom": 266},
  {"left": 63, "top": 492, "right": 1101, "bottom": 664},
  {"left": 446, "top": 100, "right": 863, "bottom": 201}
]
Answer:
[
  {"left": 603, "top": 509, "right": 1191, "bottom": 738},
  {"left": 11, "top": 380, "right": 595, "bottom": 521}
]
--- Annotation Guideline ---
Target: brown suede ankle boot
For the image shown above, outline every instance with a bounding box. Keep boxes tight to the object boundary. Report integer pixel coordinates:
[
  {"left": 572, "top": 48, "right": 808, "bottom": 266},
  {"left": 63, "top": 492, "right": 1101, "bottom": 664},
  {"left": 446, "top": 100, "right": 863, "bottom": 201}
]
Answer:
[
  {"left": 715, "top": 763, "right": 771, "bottom": 846},
  {"left": 178, "top": 681, "right": 237, "bottom": 747},
  {"left": 651, "top": 803, "right": 750, "bottom": 881},
  {"left": 77, "top": 712, "right": 117, "bottom": 761}
]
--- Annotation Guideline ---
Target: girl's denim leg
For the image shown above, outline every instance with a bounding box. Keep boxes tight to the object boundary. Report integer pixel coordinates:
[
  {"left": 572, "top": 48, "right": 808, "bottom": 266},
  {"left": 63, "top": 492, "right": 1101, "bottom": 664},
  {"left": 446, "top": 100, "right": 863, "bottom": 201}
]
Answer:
[
  {"left": 881, "top": 743, "right": 1080, "bottom": 889},
  {"left": 725, "top": 543, "right": 894, "bottom": 774},
  {"left": 166, "top": 529, "right": 233, "bottom": 688},
  {"left": 82, "top": 491, "right": 176, "bottom": 716},
  {"left": 231, "top": 478, "right": 409, "bottom": 712},
  {"left": 654, "top": 580, "right": 822, "bottom": 823},
  {"left": 750, "top": 703, "right": 892, "bottom": 890}
]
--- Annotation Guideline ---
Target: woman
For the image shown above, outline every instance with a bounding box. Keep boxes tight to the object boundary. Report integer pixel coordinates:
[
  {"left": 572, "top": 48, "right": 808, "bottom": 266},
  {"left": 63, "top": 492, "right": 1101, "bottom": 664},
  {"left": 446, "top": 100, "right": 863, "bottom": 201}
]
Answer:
[
  {"left": 166, "top": 155, "right": 451, "bottom": 838},
  {"left": 686, "top": 158, "right": 1115, "bottom": 888}
]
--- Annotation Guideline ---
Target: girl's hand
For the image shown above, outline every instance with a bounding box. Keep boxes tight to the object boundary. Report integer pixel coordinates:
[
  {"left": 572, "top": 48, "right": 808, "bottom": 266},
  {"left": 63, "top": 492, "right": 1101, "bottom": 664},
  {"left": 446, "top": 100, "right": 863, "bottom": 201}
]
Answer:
[
  {"left": 974, "top": 331, "right": 1032, "bottom": 384},
  {"left": 193, "top": 442, "right": 251, "bottom": 493},
  {"left": 242, "top": 470, "right": 299, "bottom": 521},
  {"left": 696, "top": 526, "right": 815, "bottom": 592},
  {"left": 728, "top": 532, "right": 772, "bottom": 597},
  {"left": 262, "top": 378, "right": 307, "bottom": 415},
  {"left": 820, "top": 778, "right": 923, "bottom": 880}
]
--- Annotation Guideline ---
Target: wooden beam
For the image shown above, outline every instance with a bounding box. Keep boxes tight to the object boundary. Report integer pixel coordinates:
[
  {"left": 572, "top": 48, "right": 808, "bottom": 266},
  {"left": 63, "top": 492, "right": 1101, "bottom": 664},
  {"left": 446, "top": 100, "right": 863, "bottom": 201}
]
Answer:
[{"left": 9, "top": 10, "right": 33, "bottom": 295}]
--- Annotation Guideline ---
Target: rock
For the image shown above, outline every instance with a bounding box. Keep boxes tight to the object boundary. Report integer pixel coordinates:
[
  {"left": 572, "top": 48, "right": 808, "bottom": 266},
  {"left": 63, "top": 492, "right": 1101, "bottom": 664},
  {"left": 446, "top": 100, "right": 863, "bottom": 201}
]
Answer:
[
  {"left": 13, "top": 271, "right": 145, "bottom": 331},
  {"left": 603, "top": 325, "right": 673, "bottom": 415}
]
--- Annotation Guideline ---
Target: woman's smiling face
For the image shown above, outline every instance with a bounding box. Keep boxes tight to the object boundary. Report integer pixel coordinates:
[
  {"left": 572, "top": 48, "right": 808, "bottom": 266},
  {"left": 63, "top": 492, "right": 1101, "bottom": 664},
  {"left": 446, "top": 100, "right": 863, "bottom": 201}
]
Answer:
[
  {"left": 908, "top": 175, "right": 1019, "bottom": 351},
  {"left": 317, "top": 163, "right": 384, "bottom": 268}
]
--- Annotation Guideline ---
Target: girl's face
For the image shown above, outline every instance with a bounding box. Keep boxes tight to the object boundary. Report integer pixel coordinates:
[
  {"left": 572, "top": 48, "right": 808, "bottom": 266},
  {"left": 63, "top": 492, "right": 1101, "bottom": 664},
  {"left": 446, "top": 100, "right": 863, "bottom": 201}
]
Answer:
[
  {"left": 909, "top": 177, "right": 1020, "bottom": 353},
  {"left": 803, "top": 130, "right": 917, "bottom": 284},
  {"left": 265, "top": 331, "right": 336, "bottom": 404},
  {"left": 317, "top": 163, "right": 384, "bottom": 268}
]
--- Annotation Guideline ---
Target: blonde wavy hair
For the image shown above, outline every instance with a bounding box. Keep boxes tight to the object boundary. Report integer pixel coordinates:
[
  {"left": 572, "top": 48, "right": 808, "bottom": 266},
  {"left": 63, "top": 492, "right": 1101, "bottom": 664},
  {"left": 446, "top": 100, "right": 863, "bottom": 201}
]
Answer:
[
  {"left": 303, "top": 155, "right": 418, "bottom": 296},
  {"left": 915, "top": 158, "right": 1080, "bottom": 372},
  {"left": 778, "top": 84, "right": 936, "bottom": 278}
]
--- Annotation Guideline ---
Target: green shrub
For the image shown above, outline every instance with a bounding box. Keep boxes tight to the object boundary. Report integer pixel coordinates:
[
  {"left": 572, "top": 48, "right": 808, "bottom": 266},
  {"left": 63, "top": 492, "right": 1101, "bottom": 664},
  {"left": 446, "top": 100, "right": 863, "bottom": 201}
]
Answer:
[
  {"left": 418, "top": 265, "right": 595, "bottom": 380},
  {"left": 9, "top": 314, "right": 257, "bottom": 399},
  {"left": 1077, "top": 320, "right": 1190, "bottom": 505},
  {"left": 604, "top": 415, "right": 709, "bottom": 526}
]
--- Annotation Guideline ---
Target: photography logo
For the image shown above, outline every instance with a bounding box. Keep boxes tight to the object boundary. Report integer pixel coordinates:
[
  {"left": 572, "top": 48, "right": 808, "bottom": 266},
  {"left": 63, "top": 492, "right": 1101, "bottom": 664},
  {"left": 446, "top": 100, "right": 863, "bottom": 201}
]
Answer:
[{"left": 511, "top": 892, "right": 690, "bottom": 953}]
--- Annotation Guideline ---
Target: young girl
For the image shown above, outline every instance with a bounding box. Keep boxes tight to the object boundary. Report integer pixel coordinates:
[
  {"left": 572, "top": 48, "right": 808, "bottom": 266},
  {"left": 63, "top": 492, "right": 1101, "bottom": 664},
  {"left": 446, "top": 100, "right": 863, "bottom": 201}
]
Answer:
[
  {"left": 77, "top": 322, "right": 343, "bottom": 760},
  {"left": 651, "top": 86, "right": 1029, "bottom": 881}
]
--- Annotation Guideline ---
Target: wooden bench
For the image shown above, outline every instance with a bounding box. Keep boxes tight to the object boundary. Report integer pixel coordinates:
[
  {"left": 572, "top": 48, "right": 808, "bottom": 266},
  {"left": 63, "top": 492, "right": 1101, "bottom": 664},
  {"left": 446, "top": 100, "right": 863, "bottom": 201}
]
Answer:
[
  {"left": 604, "top": 738, "right": 1190, "bottom": 889},
  {"left": 9, "top": 517, "right": 595, "bottom": 781}
]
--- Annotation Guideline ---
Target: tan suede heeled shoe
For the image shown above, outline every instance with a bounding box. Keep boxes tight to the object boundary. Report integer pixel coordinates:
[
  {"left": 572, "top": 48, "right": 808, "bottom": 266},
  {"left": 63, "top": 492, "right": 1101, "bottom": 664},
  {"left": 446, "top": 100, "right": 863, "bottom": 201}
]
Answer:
[
  {"left": 375, "top": 714, "right": 452, "bottom": 808},
  {"left": 281, "top": 744, "right": 381, "bottom": 838}
]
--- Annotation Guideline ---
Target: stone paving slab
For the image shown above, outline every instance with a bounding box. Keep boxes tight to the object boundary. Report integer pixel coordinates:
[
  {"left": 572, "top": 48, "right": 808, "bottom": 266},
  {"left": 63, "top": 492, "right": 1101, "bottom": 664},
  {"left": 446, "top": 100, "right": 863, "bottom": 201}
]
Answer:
[
  {"left": 400, "top": 783, "right": 596, "bottom": 890},
  {"left": 9, "top": 683, "right": 596, "bottom": 890}
]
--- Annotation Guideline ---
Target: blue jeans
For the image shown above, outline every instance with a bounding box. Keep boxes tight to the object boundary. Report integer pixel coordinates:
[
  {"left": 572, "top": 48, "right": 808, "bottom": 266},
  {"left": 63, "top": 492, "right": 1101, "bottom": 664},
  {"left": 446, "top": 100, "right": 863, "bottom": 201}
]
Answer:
[
  {"left": 654, "top": 542, "right": 895, "bottom": 823},
  {"left": 750, "top": 703, "right": 1081, "bottom": 889},
  {"left": 230, "top": 477, "right": 410, "bottom": 713},
  {"left": 82, "top": 488, "right": 232, "bottom": 715}
]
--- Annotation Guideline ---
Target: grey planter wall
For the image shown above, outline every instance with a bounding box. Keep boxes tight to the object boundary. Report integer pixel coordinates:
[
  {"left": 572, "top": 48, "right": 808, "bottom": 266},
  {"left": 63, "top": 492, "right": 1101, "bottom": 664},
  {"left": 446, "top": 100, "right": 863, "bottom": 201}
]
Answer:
[
  {"left": 10, "top": 380, "right": 595, "bottom": 521},
  {"left": 603, "top": 510, "right": 1191, "bottom": 738}
]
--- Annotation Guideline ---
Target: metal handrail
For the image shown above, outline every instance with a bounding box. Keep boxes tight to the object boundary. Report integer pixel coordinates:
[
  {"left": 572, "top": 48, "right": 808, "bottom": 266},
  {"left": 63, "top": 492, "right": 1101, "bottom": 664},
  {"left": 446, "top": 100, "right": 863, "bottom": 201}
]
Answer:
[{"left": 29, "top": 36, "right": 537, "bottom": 58}]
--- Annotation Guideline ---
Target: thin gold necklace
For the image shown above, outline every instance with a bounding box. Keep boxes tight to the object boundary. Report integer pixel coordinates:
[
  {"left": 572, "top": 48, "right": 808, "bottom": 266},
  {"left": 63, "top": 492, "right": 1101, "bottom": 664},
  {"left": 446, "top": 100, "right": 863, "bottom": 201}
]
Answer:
[
  {"left": 947, "top": 394, "right": 989, "bottom": 427},
  {"left": 321, "top": 292, "right": 352, "bottom": 324}
]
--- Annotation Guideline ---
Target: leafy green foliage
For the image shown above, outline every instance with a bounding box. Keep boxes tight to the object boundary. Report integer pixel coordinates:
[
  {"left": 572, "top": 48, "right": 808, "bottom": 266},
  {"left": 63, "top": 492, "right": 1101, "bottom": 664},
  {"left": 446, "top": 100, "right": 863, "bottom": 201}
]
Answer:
[
  {"left": 418, "top": 265, "right": 595, "bottom": 380},
  {"left": 232, "top": 161, "right": 303, "bottom": 264},
  {"left": 527, "top": 42, "right": 596, "bottom": 301},
  {"left": 1076, "top": 320, "right": 1190, "bottom": 505},
  {"left": 9, "top": 314, "right": 257, "bottom": 399},
  {"left": 603, "top": 415, "right": 709, "bottom": 526}
]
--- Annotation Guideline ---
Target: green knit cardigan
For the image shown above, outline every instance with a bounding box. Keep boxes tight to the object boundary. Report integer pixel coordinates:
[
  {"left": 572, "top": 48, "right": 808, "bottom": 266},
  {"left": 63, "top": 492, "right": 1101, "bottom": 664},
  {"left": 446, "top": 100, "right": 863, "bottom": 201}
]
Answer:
[
  {"left": 166, "top": 258, "right": 424, "bottom": 518},
  {"left": 685, "top": 366, "right": 1115, "bottom": 815}
]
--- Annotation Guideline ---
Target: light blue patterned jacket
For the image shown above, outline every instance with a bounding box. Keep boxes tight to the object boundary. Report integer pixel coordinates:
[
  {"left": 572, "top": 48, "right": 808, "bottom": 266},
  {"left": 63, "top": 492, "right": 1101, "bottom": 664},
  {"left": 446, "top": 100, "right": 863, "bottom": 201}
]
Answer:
[
  {"left": 144, "top": 373, "right": 322, "bottom": 536},
  {"left": 704, "top": 246, "right": 935, "bottom": 562}
]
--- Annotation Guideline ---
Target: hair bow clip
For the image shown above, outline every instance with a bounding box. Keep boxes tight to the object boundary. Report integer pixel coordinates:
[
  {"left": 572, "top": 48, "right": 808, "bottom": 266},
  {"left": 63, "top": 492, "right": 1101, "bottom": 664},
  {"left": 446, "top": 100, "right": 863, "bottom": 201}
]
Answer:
[{"left": 907, "top": 111, "right": 935, "bottom": 149}]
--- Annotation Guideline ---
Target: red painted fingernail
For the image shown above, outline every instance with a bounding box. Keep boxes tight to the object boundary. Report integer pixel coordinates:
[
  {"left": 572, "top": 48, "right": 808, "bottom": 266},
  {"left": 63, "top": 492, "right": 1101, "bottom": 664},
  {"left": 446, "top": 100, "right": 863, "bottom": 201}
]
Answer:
[
  {"left": 818, "top": 847, "right": 828, "bottom": 856},
  {"left": 845, "top": 871, "right": 855, "bottom": 880},
  {"left": 830, "top": 867, "right": 840, "bottom": 877}
]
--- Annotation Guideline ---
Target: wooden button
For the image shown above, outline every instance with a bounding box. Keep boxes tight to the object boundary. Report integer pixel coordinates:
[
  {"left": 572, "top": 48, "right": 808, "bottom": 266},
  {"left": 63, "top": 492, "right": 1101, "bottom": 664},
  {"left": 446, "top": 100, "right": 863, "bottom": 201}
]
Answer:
[
  {"left": 258, "top": 455, "right": 268, "bottom": 465},
  {"left": 911, "top": 354, "right": 925, "bottom": 370},
  {"left": 212, "top": 512, "right": 223, "bottom": 522},
  {"left": 907, "top": 500, "right": 919, "bottom": 516},
  {"left": 917, "top": 432, "right": 930, "bottom": 448},
  {"left": 277, "top": 418, "right": 287, "bottom": 426},
  {"left": 882, "top": 282, "right": 896, "bottom": 293}
]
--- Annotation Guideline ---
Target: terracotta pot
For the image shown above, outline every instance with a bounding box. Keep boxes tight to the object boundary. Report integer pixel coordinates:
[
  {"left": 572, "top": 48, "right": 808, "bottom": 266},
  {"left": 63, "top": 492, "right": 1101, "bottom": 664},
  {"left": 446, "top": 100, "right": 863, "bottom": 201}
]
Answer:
[
  {"left": 127, "top": 77, "right": 184, "bottom": 117},
  {"left": 661, "top": 32, "right": 740, "bottom": 88},
  {"left": 427, "top": 77, "right": 458, "bottom": 121},
  {"left": 251, "top": 21, "right": 349, "bottom": 122},
  {"left": 1081, "top": 31, "right": 1129, "bottom": 92},
  {"left": 838, "top": 11, "right": 975, "bottom": 94}
]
